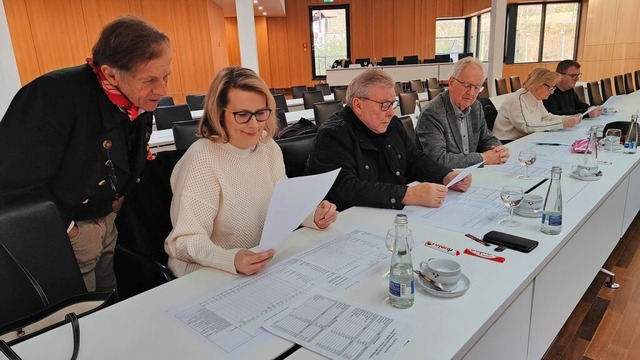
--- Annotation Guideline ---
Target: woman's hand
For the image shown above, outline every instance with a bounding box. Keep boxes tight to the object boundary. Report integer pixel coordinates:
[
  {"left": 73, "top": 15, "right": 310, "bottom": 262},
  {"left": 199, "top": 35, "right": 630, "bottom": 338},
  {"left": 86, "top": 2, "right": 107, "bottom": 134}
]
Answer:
[
  {"left": 234, "top": 249, "right": 275, "bottom": 275},
  {"left": 313, "top": 200, "right": 338, "bottom": 229}
]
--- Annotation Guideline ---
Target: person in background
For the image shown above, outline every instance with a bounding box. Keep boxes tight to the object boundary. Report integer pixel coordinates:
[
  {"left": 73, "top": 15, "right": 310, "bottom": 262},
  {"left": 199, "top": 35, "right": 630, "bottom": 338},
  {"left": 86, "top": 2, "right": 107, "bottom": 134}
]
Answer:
[
  {"left": 305, "top": 69, "right": 471, "bottom": 212},
  {"left": 0, "top": 16, "right": 171, "bottom": 293},
  {"left": 416, "top": 57, "right": 509, "bottom": 168},
  {"left": 543, "top": 59, "right": 604, "bottom": 118},
  {"left": 492, "top": 68, "right": 582, "bottom": 141},
  {"left": 165, "top": 66, "right": 337, "bottom": 277}
]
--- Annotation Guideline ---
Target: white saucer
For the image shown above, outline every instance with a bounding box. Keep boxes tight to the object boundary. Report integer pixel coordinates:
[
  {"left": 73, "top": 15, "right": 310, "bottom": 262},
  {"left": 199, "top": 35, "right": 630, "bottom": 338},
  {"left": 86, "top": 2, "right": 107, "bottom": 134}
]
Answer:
[
  {"left": 417, "top": 273, "right": 470, "bottom": 298},
  {"left": 570, "top": 172, "right": 602, "bottom": 181},
  {"left": 515, "top": 208, "right": 542, "bottom": 218}
]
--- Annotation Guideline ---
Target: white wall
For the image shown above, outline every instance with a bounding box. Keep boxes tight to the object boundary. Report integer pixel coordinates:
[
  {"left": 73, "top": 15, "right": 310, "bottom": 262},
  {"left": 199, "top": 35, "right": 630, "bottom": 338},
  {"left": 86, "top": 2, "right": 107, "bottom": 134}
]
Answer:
[{"left": 0, "top": 0, "right": 21, "bottom": 119}]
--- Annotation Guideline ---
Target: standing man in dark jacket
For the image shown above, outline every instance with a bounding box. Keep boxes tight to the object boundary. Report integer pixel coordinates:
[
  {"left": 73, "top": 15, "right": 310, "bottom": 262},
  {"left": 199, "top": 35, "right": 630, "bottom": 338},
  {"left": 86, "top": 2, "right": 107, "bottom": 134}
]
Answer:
[
  {"left": 543, "top": 59, "right": 603, "bottom": 117},
  {"left": 0, "top": 16, "right": 172, "bottom": 292},
  {"left": 305, "top": 69, "right": 471, "bottom": 211}
]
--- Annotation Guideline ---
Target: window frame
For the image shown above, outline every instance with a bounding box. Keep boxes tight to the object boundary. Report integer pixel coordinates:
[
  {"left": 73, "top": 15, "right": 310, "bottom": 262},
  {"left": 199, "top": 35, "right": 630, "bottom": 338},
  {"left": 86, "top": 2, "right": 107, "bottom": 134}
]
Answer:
[{"left": 308, "top": 4, "right": 351, "bottom": 80}]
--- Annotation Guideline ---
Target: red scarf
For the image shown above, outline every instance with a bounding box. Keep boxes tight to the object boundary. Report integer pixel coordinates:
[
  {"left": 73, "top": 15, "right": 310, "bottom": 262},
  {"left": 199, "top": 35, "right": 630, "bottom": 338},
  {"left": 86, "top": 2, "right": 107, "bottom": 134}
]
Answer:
[{"left": 86, "top": 58, "right": 142, "bottom": 121}]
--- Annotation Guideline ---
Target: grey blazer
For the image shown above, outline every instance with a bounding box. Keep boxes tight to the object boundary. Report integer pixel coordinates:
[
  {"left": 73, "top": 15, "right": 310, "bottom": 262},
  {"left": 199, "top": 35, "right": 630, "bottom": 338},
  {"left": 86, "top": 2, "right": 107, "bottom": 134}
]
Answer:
[{"left": 416, "top": 90, "right": 501, "bottom": 168}]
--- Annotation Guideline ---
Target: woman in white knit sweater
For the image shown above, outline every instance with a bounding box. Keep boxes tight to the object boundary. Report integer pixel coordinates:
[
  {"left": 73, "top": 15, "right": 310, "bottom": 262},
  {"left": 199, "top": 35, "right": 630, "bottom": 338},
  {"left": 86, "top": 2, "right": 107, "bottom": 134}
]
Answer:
[
  {"left": 492, "top": 68, "right": 582, "bottom": 141},
  {"left": 165, "top": 67, "right": 338, "bottom": 277}
]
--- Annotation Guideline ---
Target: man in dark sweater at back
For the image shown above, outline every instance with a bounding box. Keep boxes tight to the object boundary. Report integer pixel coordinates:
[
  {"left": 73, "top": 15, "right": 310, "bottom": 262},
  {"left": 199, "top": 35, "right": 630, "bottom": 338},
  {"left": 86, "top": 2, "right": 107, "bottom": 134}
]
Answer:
[{"left": 543, "top": 59, "right": 603, "bottom": 118}]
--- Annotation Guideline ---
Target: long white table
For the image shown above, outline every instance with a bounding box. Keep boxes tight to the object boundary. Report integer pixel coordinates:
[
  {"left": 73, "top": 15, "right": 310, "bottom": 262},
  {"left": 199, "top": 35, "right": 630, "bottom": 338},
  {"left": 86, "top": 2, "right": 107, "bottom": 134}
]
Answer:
[{"left": 7, "top": 91, "right": 640, "bottom": 360}]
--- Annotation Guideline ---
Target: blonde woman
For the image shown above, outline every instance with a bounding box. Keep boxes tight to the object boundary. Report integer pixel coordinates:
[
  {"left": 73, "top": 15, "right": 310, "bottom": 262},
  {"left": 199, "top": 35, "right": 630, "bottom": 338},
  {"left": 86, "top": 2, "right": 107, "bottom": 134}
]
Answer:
[
  {"left": 165, "top": 67, "right": 337, "bottom": 277},
  {"left": 492, "top": 68, "right": 582, "bottom": 141}
]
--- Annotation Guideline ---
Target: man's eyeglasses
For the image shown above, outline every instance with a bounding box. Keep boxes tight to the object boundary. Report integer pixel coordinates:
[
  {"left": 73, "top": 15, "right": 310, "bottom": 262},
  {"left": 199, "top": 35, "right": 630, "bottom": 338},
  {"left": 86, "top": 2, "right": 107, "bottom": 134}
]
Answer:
[
  {"left": 361, "top": 97, "right": 399, "bottom": 111},
  {"left": 543, "top": 83, "right": 557, "bottom": 92},
  {"left": 561, "top": 72, "right": 582, "bottom": 80},
  {"left": 451, "top": 77, "right": 484, "bottom": 92},
  {"left": 225, "top": 109, "right": 272, "bottom": 124}
]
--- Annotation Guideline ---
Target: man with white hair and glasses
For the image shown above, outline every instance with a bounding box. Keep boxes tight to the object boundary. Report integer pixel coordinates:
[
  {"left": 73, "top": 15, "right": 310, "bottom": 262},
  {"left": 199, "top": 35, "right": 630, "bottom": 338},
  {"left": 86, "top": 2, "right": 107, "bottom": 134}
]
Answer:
[{"left": 416, "top": 57, "right": 509, "bottom": 168}]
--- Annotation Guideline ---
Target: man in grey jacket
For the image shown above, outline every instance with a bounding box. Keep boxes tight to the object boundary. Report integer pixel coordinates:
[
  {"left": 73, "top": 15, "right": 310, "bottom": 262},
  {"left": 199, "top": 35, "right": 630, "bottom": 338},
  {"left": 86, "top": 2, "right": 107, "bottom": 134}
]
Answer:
[{"left": 416, "top": 57, "right": 509, "bottom": 168}]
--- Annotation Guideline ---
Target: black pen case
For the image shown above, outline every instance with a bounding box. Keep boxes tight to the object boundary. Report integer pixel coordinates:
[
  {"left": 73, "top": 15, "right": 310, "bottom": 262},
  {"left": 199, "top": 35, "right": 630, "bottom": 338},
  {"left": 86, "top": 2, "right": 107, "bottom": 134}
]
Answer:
[{"left": 483, "top": 230, "right": 539, "bottom": 253}]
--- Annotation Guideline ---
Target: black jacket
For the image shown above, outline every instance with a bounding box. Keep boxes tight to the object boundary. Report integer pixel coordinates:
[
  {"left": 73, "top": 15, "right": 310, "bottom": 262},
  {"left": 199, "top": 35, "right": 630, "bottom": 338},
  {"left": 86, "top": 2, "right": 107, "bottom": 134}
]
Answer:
[
  {"left": 543, "top": 87, "right": 590, "bottom": 116},
  {"left": 0, "top": 64, "right": 151, "bottom": 226},
  {"left": 305, "top": 106, "right": 452, "bottom": 211}
]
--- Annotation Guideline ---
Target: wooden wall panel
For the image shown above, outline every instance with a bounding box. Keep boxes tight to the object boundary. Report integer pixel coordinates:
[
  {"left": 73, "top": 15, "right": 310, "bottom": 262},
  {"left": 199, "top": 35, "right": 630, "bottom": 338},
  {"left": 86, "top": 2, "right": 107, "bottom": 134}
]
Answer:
[
  {"left": 224, "top": 18, "right": 241, "bottom": 66},
  {"left": 3, "top": 0, "right": 39, "bottom": 84},
  {"left": 255, "top": 17, "right": 272, "bottom": 85}
]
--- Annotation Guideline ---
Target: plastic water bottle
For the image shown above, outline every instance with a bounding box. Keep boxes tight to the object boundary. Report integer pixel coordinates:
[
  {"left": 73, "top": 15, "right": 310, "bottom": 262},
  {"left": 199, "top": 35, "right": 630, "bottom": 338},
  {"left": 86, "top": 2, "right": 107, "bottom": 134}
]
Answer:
[
  {"left": 389, "top": 214, "right": 414, "bottom": 308},
  {"left": 541, "top": 167, "right": 563, "bottom": 235},
  {"left": 624, "top": 114, "right": 638, "bottom": 154}
]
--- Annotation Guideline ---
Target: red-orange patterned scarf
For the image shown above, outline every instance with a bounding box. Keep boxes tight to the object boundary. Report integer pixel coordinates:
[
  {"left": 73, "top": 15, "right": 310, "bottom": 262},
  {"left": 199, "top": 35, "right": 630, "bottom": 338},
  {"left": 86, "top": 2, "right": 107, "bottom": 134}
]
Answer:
[{"left": 86, "top": 57, "right": 141, "bottom": 121}]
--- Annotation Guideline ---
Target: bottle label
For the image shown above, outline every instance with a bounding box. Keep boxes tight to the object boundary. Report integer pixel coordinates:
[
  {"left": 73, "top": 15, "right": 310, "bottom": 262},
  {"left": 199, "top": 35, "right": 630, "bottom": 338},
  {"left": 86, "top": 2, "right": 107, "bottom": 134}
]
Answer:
[
  {"left": 389, "top": 280, "right": 414, "bottom": 297},
  {"left": 542, "top": 213, "right": 562, "bottom": 226}
]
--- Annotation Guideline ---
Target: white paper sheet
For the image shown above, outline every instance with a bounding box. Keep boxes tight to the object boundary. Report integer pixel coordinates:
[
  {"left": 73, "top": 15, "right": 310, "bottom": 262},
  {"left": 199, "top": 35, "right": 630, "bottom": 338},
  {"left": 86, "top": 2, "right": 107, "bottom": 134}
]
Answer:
[
  {"left": 258, "top": 168, "right": 340, "bottom": 251},
  {"left": 264, "top": 291, "right": 418, "bottom": 360},
  {"left": 446, "top": 161, "right": 483, "bottom": 188}
]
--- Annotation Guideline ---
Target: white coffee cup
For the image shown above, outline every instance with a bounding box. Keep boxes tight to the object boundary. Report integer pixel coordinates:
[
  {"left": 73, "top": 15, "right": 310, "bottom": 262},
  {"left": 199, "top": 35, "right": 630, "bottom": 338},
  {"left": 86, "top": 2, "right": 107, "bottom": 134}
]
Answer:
[
  {"left": 572, "top": 164, "right": 599, "bottom": 177},
  {"left": 420, "top": 258, "right": 461, "bottom": 291}
]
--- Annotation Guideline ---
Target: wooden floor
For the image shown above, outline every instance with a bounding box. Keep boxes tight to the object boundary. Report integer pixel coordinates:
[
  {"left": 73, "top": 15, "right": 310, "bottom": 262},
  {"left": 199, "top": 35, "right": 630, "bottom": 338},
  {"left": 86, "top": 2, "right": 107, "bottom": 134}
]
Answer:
[{"left": 543, "top": 212, "right": 640, "bottom": 359}]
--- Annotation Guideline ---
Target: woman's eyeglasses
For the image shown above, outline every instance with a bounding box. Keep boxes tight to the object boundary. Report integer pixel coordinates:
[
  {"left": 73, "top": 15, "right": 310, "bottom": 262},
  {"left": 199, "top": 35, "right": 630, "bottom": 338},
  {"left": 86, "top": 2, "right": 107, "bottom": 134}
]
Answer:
[{"left": 225, "top": 109, "right": 272, "bottom": 124}]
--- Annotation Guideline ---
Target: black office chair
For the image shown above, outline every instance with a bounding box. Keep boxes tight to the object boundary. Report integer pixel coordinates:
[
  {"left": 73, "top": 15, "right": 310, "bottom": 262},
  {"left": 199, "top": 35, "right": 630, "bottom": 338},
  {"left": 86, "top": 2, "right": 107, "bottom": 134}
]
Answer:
[
  {"left": 333, "top": 87, "right": 347, "bottom": 105},
  {"left": 302, "top": 90, "right": 325, "bottom": 109},
  {"left": 495, "top": 78, "right": 509, "bottom": 95},
  {"left": 185, "top": 94, "right": 206, "bottom": 111},
  {"left": 276, "top": 134, "right": 316, "bottom": 178},
  {"left": 399, "top": 92, "right": 419, "bottom": 116},
  {"left": 574, "top": 85, "right": 587, "bottom": 104},
  {"left": 172, "top": 119, "right": 199, "bottom": 151},
  {"left": 600, "top": 78, "right": 614, "bottom": 102},
  {"left": 427, "top": 87, "right": 445, "bottom": 101},
  {"left": 158, "top": 96, "right": 175, "bottom": 107},
  {"left": 275, "top": 108, "right": 288, "bottom": 133},
  {"left": 509, "top": 76, "right": 522, "bottom": 92},
  {"left": 624, "top": 72, "right": 635, "bottom": 93},
  {"left": 315, "top": 83, "right": 331, "bottom": 96},
  {"left": 154, "top": 104, "right": 193, "bottom": 130},
  {"left": 426, "top": 77, "right": 439, "bottom": 89},
  {"left": 587, "top": 81, "right": 604, "bottom": 106},
  {"left": 114, "top": 150, "right": 185, "bottom": 300},
  {"left": 290, "top": 85, "right": 308, "bottom": 99},
  {"left": 381, "top": 56, "right": 397, "bottom": 66},
  {"left": 313, "top": 100, "right": 343, "bottom": 128},
  {"left": 354, "top": 58, "right": 370, "bottom": 67},
  {"left": 614, "top": 75, "right": 626, "bottom": 95},
  {"left": 478, "top": 97, "right": 498, "bottom": 132},
  {"left": 403, "top": 55, "right": 419, "bottom": 65},
  {"left": 273, "top": 93, "right": 289, "bottom": 112},
  {"left": 410, "top": 79, "right": 425, "bottom": 93},
  {"left": 398, "top": 116, "right": 416, "bottom": 144}
]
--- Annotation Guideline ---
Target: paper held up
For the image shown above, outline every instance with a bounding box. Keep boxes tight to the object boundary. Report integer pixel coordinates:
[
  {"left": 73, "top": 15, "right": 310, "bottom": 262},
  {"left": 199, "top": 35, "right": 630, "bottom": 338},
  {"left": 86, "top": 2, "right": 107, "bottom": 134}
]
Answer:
[
  {"left": 446, "top": 161, "right": 483, "bottom": 188},
  {"left": 257, "top": 168, "right": 340, "bottom": 251}
]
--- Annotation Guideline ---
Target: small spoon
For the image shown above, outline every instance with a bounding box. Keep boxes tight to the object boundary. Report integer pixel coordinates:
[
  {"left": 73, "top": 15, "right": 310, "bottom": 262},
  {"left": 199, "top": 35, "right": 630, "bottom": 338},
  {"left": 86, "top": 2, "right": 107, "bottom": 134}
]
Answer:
[{"left": 413, "top": 269, "right": 444, "bottom": 291}]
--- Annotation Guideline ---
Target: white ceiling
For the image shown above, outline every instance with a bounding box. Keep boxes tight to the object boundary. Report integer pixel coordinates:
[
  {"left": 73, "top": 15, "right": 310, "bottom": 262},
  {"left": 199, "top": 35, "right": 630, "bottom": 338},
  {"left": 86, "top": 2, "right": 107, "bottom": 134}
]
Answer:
[{"left": 211, "top": 0, "right": 286, "bottom": 18}]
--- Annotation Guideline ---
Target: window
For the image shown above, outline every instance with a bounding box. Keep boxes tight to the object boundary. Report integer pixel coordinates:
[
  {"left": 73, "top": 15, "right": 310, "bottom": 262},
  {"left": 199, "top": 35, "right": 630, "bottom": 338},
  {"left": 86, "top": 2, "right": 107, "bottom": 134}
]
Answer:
[
  {"left": 309, "top": 5, "right": 350, "bottom": 80},
  {"left": 436, "top": 19, "right": 465, "bottom": 54},
  {"left": 505, "top": 2, "right": 580, "bottom": 64}
]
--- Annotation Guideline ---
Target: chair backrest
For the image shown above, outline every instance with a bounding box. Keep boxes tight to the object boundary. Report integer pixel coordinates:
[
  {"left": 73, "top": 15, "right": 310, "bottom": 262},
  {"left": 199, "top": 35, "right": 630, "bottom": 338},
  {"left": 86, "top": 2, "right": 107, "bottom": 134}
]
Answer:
[
  {"left": 398, "top": 115, "right": 416, "bottom": 143},
  {"left": 403, "top": 55, "right": 419, "bottom": 65},
  {"left": 354, "top": 58, "right": 370, "bottom": 67},
  {"left": 509, "top": 76, "right": 522, "bottom": 92},
  {"left": 477, "top": 79, "right": 490, "bottom": 99},
  {"left": 313, "top": 100, "right": 343, "bottom": 128},
  {"left": 600, "top": 78, "right": 614, "bottom": 102},
  {"left": 276, "top": 134, "right": 317, "bottom": 178},
  {"left": 614, "top": 74, "right": 626, "bottom": 95},
  {"left": 478, "top": 97, "right": 498, "bottom": 131},
  {"left": 333, "top": 87, "right": 348, "bottom": 105},
  {"left": 426, "top": 77, "right": 439, "bottom": 89},
  {"left": 394, "top": 82, "right": 403, "bottom": 96},
  {"left": 399, "top": 92, "right": 419, "bottom": 115},
  {"left": 154, "top": 104, "right": 193, "bottom": 130},
  {"left": 381, "top": 56, "right": 397, "bottom": 66},
  {"left": 624, "top": 72, "right": 635, "bottom": 93},
  {"left": 273, "top": 93, "right": 289, "bottom": 112},
  {"left": 185, "top": 94, "right": 205, "bottom": 111},
  {"left": 635, "top": 70, "right": 640, "bottom": 93},
  {"left": 427, "top": 87, "right": 445, "bottom": 101},
  {"left": 291, "top": 85, "right": 308, "bottom": 99},
  {"left": 574, "top": 85, "right": 587, "bottom": 104},
  {"left": 587, "top": 81, "right": 604, "bottom": 106},
  {"left": 171, "top": 119, "right": 199, "bottom": 151},
  {"left": 410, "top": 79, "right": 425, "bottom": 93},
  {"left": 158, "top": 96, "right": 174, "bottom": 107},
  {"left": 495, "top": 78, "right": 509, "bottom": 95},
  {"left": 315, "top": 83, "right": 331, "bottom": 96},
  {"left": 0, "top": 201, "right": 87, "bottom": 326},
  {"left": 302, "top": 90, "right": 325, "bottom": 109}
]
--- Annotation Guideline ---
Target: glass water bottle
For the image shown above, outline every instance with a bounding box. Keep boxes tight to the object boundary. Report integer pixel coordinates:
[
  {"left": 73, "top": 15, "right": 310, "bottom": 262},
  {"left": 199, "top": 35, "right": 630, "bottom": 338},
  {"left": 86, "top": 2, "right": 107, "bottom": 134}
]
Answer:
[
  {"left": 541, "top": 167, "right": 563, "bottom": 235},
  {"left": 389, "top": 214, "right": 414, "bottom": 308}
]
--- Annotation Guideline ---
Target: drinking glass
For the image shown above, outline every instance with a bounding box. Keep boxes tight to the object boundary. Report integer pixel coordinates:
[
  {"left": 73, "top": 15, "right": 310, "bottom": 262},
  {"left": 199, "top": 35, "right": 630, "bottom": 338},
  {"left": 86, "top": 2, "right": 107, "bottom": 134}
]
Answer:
[
  {"left": 385, "top": 229, "right": 415, "bottom": 254},
  {"left": 517, "top": 150, "right": 537, "bottom": 180},
  {"left": 499, "top": 186, "right": 524, "bottom": 227},
  {"left": 604, "top": 128, "right": 622, "bottom": 151}
]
